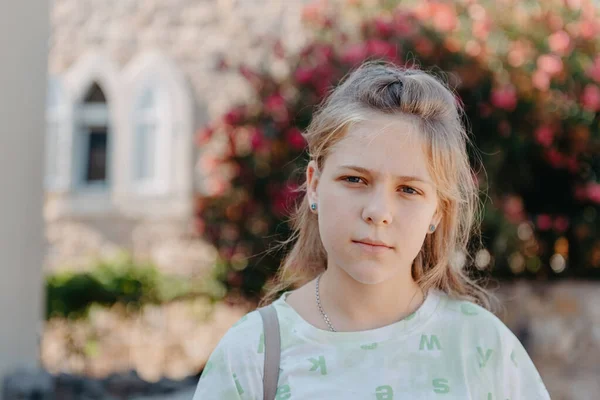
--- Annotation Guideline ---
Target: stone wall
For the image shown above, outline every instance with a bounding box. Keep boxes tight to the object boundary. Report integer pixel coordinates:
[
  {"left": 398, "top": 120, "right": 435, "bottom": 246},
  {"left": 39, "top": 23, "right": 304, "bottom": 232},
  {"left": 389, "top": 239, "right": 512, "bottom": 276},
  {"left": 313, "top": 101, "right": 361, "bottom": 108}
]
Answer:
[
  {"left": 497, "top": 280, "right": 600, "bottom": 400},
  {"left": 49, "top": 0, "right": 312, "bottom": 121}
]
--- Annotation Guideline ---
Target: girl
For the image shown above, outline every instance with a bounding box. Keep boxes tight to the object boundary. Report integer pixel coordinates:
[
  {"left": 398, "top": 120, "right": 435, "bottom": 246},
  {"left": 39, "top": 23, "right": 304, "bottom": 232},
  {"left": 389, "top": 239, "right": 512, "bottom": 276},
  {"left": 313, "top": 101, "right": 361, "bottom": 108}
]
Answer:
[{"left": 193, "top": 62, "right": 551, "bottom": 399}]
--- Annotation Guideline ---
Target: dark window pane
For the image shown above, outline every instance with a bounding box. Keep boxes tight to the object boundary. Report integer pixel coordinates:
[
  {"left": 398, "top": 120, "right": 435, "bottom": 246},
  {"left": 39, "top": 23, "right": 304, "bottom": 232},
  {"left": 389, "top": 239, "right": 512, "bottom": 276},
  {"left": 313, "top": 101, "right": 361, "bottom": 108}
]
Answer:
[
  {"left": 86, "top": 129, "right": 108, "bottom": 182},
  {"left": 84, "top": 82, "right": 106, "bottom": 104}
]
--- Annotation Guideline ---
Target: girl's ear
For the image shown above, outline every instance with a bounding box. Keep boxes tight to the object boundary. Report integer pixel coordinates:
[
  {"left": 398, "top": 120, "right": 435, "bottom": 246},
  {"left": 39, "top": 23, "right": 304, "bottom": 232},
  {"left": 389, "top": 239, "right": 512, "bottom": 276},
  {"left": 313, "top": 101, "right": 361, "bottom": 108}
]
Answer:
[
  {"left": 429, "top": 210, "right": 443, "bottom": 234},
  {"left": 306, "top": 160, "right": 320, "bottom": 205}
]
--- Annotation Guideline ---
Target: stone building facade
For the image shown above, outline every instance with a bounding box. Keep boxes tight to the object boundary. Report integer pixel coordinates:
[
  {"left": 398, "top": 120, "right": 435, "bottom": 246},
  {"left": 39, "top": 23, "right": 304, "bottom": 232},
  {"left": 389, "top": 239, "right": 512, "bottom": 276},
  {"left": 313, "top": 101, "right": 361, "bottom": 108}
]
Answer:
[
  {"left": 45, "top": 0, "right": 311, "bottom": 275},
  {"left": 45, "top": 0, "right": 599, "bottom": 398}
]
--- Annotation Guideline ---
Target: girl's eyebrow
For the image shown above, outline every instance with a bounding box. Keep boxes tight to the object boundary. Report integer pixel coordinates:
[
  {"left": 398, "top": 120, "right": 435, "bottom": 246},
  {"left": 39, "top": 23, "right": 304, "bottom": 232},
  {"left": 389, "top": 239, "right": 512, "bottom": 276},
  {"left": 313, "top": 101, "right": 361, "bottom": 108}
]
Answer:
[{"left": 338, "top": 165, "right": 433, "bottom": 185}]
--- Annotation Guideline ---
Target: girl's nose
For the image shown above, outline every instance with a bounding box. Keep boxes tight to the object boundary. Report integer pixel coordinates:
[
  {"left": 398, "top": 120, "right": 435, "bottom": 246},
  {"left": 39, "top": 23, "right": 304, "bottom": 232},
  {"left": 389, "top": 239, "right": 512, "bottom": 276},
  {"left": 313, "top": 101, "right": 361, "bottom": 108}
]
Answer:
[{"left": 361, "top": 189, "right": 394, "bottom": 225}]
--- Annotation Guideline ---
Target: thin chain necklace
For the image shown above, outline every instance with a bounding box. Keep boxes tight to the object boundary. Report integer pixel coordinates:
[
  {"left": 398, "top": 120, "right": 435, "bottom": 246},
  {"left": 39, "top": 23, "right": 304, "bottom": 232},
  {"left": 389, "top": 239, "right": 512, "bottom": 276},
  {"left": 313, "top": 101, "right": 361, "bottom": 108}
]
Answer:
[
  {"left": 315, "top": 272, "right": 425, "bottom": 333},
  {"left": 315, "top": 272, "right": 336, "bottom": 332}
]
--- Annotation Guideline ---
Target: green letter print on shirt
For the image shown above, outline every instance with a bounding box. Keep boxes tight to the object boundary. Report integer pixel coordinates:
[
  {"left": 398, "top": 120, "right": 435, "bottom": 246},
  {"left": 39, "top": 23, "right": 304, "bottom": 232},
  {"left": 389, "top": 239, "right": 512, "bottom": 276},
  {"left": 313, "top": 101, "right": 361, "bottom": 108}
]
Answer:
[
  {"left": 405, "top": 311, "right": 416, "bottom": 321},
  {"left": 477, "top": 347, "right": 494, "bottom": 368},
  {"left": 233, "top": 373, "right": 244, "bottom": 395},
  {"left": 258, "top": 333, "right": 265, "bottom": 354},
  {"left": 419, "top": 335, "right": 442, "bottom": 350},
  {"left": 460, "top": 303, "right": 478, "bottom": 316},
  {"left": 510, "top": 350, "right": 518, "bottom": 367},
  {"left": 375, "top": 385, "right": 394, "bottom": 400},
  {"left": 308, "top": 356, "right": 327, "bottom": 375},
  {"left": 275, "top": 384, "right": 291, "bottom": 400},
  {"left": 432, "top": 378, "right": 450, "bottom": 394},
  {"left": 360, "top": 343, "right": 378, "bottom": 350},
  {"left": 486, "top": 393, "right": 510, "bottom": 400}
]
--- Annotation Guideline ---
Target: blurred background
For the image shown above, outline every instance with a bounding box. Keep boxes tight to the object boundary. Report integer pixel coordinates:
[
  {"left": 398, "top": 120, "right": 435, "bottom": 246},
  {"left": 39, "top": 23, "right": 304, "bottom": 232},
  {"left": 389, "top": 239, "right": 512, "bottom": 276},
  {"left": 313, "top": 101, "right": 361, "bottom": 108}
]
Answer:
[{"left": 1, "top": 0, "right": 599, "bottom": 399}]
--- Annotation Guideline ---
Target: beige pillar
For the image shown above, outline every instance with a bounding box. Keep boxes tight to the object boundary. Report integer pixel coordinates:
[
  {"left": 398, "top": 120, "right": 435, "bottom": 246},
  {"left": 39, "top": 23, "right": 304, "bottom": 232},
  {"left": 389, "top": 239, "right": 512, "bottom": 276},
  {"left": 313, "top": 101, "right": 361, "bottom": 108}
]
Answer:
[{"left": 0, "top": 0, "right": 49, "bottom": 393}]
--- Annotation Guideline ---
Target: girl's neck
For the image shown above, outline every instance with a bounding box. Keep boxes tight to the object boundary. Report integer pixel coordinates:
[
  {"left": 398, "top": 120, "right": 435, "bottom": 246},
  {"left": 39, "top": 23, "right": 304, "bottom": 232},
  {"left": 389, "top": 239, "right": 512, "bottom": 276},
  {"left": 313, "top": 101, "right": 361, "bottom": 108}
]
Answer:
[{"left": 318, "top": 266, "right": 425, "bottom": 332}]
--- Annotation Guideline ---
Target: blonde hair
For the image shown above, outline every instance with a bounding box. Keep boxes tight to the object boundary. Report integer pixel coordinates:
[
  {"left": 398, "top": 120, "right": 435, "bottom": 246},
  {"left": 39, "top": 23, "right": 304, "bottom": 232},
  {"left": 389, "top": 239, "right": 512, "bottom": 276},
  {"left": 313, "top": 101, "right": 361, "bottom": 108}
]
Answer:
[{"left": 260, "top": 61, "right": 497, "bottom": 310}]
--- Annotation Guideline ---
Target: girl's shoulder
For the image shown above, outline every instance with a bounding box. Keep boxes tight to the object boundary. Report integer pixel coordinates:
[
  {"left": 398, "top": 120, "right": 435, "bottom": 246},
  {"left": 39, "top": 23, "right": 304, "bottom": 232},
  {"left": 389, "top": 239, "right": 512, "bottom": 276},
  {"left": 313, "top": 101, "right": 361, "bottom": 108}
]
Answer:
[
  {"left": 434, "top": 292, "right": 522, "bottom": 347},
  {"left": 218, "top": 307, "right": 265, "bottom": 352}
]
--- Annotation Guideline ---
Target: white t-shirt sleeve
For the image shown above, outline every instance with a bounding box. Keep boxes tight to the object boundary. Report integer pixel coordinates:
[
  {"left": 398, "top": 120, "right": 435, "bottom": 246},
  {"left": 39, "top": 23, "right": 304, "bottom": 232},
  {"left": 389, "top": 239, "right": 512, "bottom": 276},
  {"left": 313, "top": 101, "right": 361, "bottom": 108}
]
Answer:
[
  {"left": 192, "top": 311, "right": 264, "bottom": 400},
  {"left": 500, "top": 331, "right": 551, "bottom": 400}
]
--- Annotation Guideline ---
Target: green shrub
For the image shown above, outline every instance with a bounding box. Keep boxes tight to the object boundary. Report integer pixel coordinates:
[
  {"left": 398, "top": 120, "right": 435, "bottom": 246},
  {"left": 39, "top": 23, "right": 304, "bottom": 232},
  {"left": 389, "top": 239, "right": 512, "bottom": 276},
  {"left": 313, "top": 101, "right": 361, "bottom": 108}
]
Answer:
[{"left": 45, "top": 253, "right": 226, "bottom": 320}]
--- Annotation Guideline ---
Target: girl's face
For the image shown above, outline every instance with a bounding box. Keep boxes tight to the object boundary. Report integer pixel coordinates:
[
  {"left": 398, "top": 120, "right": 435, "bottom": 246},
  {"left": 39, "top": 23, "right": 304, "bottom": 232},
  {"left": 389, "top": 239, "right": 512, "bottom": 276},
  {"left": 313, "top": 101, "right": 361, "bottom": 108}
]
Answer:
[{"left": 307, "top": 114, "right": 442, "bottom": 285}]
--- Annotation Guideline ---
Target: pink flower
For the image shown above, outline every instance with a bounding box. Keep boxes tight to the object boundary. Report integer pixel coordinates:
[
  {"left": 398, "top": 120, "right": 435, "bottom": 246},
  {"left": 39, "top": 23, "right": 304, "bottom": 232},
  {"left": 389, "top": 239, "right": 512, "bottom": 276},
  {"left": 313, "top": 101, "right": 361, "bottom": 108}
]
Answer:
[
  {"left": 301, "top": 1, "right": 324, "bottom": 23},
  {"left": 413, "top": 2, "right": 432, "bottom": 21},
  {"left": 294, "top": 67, "right": 314, "bottom": 85},
  {"left": 374, "top": 17, "right": 394, "bottom": 37},
  {"left": 578, "top": 19, "right": 598, "bottom": 40},
  {"left": 554, "top": 216, "right": 570, "bottom": 232},
  {"left": 265, "top": 93, "right": 289, "bottom": 123},
  {"left": 503, "top": 196, "right": 524, "bottom": 223},
  {"left": 565, "top": 156, "right": 579, "bottom": 174},
  {"left": 444, "top": 37, "right": 461, "bottom": 53},
  {"left": 490, "top": 86, "right": 517, "bottom": 111},
  {"left": 546, "top": 148, "right": 565, "bottom": 168},
  {"left": 341, "top": 44, "right": 368, "bottom": 65},
  {"left": 286, "top": 127, "right": 306, "bottom": 150},
  {"left": 239, "top": 65, "right": 258, "bottom": 83},
  {"left": 473, "top": 20, "right": 491, "bottom": 41},
  {"left": 508, "top": 40, "right": 531, "bottom": 67},
  {"left": 414, "top": 37, "right": 434, "bottom": 57},
  {"left": 532, "top": 70, "right": 550, "bottom": 91},
  {"left": 314, "top": 62, "right": 335, "bottom": 82},
  {"left": 586, "top": 56, "right": 600, "bottom": 83},
  {"left": 265, "top": 93, "right": 286, "bottom": 114},
  {"left": 224, "top": 107, "right": 245, "bottom": 126},
  {"left": 534, "top": 125, "right": 554, "bottom": 147},
  {"left": 206, "top": 177, "right": 229, "bottom": 197},
  {"left": 250, "top": 128, "right": 266, "bottom": 150},
  {"left": 366, "top": 39, "right": 398, "bottom": 60},
  {"left": 393, "top": 11, "right": 415, "bottom": 36},
  {"left": 548, "top": 30, "right": 571, "bottom": 55},
  {"left": 195, "top": 126, "right": 214, "bottom": 146},
  {"left": 581, "top": 84, "right": 600, "bottom": 112},
  {"left": 537, "top": 54, "right": 563, "bottom": 77},
  {"left": 537, "top": 214, "right": 553, "bottom": 231},
  {"left": 199, "top": 155, "right": 220, "bottom": 171},
  {"left": 431, "top": 3, "right": 458, "bottom": 32},
  {"left": 587, "top": 183, "right": 600, "bottom": 203},
  {"left": 314, "top": 44, "right": 334, "bottom": 62}
]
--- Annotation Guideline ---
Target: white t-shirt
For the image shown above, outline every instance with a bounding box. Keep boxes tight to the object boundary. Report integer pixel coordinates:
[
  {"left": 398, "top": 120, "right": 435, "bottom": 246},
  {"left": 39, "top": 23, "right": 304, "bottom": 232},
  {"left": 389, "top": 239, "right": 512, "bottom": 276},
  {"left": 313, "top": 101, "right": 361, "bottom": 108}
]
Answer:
[{"left": 193, "top": 289, "right": 551, "bottom": 399}]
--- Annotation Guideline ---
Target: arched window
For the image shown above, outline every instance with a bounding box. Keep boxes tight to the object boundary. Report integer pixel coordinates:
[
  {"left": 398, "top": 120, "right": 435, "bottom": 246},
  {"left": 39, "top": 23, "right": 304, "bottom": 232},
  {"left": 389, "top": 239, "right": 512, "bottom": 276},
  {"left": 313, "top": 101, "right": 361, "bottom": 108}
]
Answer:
[
  {"left": 76, "top": 82, "right": 110, "bottom": 186},
  {"left": 123, "top": 51, "right": 194, "bottom": 207}
]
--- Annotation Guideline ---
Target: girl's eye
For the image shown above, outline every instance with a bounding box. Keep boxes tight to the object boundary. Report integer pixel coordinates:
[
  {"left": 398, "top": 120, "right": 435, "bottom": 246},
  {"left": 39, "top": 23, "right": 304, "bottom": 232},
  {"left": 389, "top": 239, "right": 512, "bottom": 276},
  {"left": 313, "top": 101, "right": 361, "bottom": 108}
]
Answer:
[
  {"left": 342, "top": 176, "right": 365, "bottom": 184},
  {"left": 400, "top": 186, "right": 419, "bottom": 195}
]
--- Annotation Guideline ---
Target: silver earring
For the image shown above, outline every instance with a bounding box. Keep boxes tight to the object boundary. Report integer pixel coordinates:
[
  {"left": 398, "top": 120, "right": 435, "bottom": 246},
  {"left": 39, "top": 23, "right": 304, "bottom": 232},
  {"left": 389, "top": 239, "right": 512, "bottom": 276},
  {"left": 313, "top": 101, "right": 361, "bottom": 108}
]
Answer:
[
  {"left": 310, "top": 203, "right": 317, "bottom": 211},
  {"left": 429, "top": 224, "right": 436, "bottom": 232}
]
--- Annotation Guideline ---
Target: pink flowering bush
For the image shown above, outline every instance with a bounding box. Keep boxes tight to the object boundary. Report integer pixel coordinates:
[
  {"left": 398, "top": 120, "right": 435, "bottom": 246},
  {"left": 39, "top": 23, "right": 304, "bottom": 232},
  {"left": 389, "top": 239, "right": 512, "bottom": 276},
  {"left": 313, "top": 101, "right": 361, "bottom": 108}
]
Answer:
[{"left": 197, "top": 0, "right": 600, "bottom": 299}]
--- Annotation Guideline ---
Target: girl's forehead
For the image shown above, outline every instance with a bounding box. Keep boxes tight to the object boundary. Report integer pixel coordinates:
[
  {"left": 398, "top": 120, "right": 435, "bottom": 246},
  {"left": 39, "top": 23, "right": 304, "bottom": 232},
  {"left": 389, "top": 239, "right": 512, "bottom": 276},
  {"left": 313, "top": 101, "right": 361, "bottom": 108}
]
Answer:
[{"left": 326, "top": 116, "right": 430, "bottom": 176}]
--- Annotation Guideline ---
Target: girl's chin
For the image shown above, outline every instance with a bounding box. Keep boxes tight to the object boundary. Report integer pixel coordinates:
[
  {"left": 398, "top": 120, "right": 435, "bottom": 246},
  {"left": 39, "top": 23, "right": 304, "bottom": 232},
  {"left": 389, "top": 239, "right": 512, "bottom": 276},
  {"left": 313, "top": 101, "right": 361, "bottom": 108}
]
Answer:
[{"left": 339, "top": 264, "right": 398, "bottom": 285}]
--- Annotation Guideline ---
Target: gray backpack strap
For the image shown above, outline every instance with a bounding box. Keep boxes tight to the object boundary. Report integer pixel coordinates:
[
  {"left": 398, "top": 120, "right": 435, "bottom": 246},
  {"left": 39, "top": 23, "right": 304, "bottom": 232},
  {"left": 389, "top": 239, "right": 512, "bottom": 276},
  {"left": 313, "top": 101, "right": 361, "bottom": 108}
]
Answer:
[{"left": 257, "top": 304, "right": 281, "bottom": 400}]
